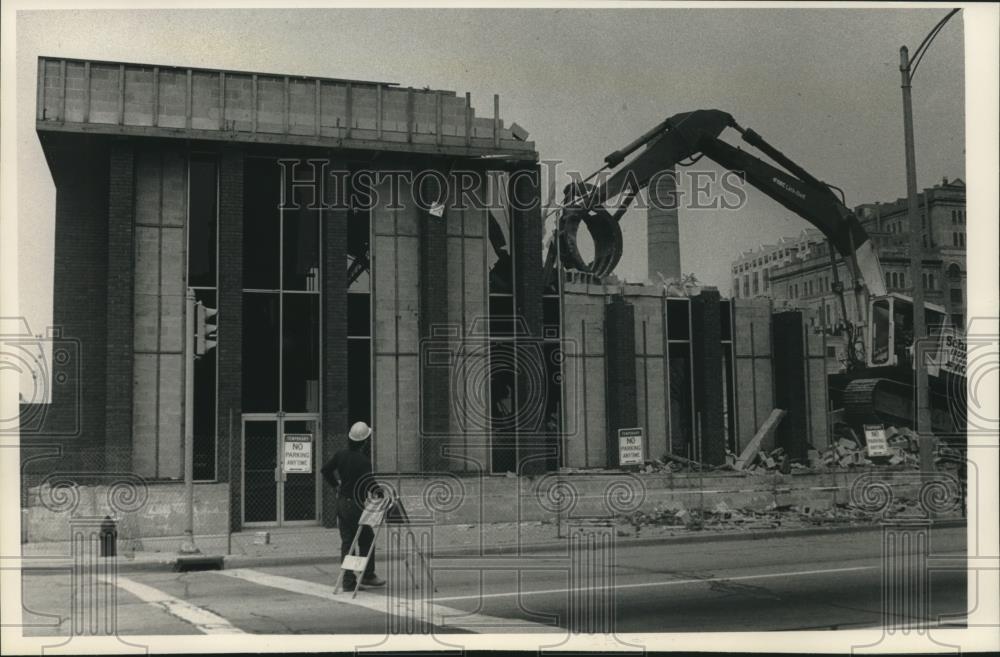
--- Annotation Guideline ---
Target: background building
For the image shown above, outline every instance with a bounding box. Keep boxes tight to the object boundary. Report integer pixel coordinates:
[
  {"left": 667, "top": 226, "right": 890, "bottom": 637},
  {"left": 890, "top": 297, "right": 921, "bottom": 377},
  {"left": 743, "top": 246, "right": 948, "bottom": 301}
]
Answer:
[
  {"left": 730, "top": 229, "right": 823, "bottom": 300},
  {"left": 730, "top": 178, "right": 966, "bottom": 372}
]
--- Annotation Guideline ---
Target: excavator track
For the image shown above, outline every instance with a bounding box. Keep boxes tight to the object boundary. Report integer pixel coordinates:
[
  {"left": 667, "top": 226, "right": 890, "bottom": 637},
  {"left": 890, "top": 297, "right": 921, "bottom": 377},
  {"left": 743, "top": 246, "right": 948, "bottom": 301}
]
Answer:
[
  {"left": 844, "top": 378, "right": 914, "bottom": 429},
  {"left": 843, "top": 376, "right": 961, "bottom": 435}
]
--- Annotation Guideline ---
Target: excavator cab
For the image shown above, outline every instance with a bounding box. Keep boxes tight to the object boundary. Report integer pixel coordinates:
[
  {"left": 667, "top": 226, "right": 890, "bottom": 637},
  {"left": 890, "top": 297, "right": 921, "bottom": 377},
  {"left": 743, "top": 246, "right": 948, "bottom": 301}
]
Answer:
[{"left": 866, "top": 293, "right": 949, "bottom": 371}]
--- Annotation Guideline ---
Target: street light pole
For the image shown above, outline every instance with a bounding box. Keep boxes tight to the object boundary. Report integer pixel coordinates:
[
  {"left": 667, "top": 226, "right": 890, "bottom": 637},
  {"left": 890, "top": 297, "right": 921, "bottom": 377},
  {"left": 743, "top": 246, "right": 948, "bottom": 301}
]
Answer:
[{"left": 898, "top": 9, "right": 959, "bottom": 477}]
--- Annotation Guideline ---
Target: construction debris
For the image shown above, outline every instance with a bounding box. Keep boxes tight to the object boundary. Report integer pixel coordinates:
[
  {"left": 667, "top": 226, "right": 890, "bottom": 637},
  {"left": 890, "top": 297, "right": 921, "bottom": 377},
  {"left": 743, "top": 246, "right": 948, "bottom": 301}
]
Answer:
[
  {"left": 735, "top": 409, "right": 786, "bottom": 470},
  {"left": 580, "top": 423, "right": 959, "bottom": 477},
  {"left": 617, "top": 491, "right": 958, "bottom": 536}
]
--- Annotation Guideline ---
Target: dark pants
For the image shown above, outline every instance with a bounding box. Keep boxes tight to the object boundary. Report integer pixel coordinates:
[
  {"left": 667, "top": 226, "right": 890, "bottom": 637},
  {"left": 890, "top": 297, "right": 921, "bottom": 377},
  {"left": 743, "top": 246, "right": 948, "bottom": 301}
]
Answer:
[{"left": 337, "top": 496, "right": 375, "bottom": 579}]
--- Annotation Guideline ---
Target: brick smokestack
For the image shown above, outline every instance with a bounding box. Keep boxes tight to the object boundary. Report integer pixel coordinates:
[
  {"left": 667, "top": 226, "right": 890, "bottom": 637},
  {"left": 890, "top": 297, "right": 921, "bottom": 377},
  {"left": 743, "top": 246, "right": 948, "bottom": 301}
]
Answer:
[{"left": 646, "top": 167, "right": 681, "bottom": 282}]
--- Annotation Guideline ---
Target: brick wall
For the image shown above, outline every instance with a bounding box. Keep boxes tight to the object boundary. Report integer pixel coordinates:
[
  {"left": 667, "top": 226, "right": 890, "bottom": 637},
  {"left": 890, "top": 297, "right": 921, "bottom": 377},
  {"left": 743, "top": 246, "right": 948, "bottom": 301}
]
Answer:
[
  {"left": 218, "top": 146, "right": 244, "bottom": 531},
  {"left": 772, "top": 310, "right": 809, "bottom": 461},
  {"left": 604, "top": 296, "right": 638, "bottom": 467},
  {"left": 646, "top": 168, "right": 681, "bottom": 281},
  {"left": 510, "top": 165, "right": 548, "bottom": 473},
  {"left": 691, "top": 288, "right": 725, "bottom": 465},
  {"left": 22, "top": 134, "right": 110, "bottom": 477},
  {"left": 105, "top": 140, "right": 136, "bottom": 472},
  {"left": 419, "top": 165, "right": 449, "bottom": 472}
]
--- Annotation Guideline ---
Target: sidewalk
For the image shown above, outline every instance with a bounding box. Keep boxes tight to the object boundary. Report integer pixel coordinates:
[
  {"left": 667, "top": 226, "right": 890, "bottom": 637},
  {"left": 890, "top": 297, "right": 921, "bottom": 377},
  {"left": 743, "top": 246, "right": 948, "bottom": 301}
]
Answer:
[{"left": 18, "top": 515, "right": 966, "bottom": 573}]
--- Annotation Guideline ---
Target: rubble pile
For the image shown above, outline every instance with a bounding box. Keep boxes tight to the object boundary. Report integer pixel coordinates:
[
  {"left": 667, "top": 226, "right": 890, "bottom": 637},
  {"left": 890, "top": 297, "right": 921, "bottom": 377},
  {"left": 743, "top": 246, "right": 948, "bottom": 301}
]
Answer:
[
  {"left": 627, "top": 424, "right": 960, "bottom": 476},
  {"left": 617, "top": 497, "right": 937, "bottom": 536}
]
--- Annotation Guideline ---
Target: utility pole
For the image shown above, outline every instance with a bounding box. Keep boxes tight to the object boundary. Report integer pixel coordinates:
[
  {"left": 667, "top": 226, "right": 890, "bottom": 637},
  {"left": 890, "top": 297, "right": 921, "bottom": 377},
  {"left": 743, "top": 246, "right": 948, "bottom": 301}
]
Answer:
[
  {"left": 180, "top": 289, "right": 200, "bottom": 555},
  {"left": 898, "top": 9, "right": 960, "bottom": 478}
]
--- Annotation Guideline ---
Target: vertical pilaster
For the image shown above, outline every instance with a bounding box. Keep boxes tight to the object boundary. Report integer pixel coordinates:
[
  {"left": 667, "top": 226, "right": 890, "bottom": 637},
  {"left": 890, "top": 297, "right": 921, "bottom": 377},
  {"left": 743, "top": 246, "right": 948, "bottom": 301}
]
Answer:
[
  {"left": 106, "top": 140, "right": 134, "bottom": 472},
  {"left": 218, "top": 147, "right": 244, "bottom": 531},
  {"left": 605, "top": 296, "right": 638, "bottom": 468},
  {"left": 772, "top": 310, "right": 809, "bottom": 462},
  {"left": 691, "top": 288, "right": 725, "bottom": 465},
  {"left": 419, "top": 171, "right": 449, "bottom": 472},
  {"left": 511, "top": 165, "right": 547, "bottom": 473},
  {"left": 322, "top": 160, "right": 348, "bottom": 527}
]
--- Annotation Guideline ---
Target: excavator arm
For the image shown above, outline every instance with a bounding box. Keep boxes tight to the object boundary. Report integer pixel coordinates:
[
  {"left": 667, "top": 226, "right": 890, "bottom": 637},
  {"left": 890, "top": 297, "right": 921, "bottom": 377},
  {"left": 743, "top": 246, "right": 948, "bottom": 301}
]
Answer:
[{"left": 546, "top": 109, "right": 885, "bottom": 299}]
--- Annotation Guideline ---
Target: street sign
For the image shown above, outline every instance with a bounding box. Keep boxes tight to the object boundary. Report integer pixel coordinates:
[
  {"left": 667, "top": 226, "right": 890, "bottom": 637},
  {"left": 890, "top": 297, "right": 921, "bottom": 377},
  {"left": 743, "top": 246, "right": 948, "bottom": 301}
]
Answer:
[
  {"left": 864, "top": 424, "right": 890, "bottom": 458},
  {"left": 283, "top": 434, "right": 313, "bottom": 473},
  {"left": 618, "top": 428, "right": 644, "bottom": 466}
]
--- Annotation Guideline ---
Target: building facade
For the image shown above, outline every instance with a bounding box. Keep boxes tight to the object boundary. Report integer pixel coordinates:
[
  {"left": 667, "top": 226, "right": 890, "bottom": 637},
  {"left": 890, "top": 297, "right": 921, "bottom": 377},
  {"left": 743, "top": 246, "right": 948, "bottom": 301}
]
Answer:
[
  {"left": 24, "top": 57, "right": 549, "bottom": 530},
  {"left": 23, "top": 57, "right": 836, "bottom": 536},
  {"left": 730, "top": 228, "right": 823, "bottom": 300}
]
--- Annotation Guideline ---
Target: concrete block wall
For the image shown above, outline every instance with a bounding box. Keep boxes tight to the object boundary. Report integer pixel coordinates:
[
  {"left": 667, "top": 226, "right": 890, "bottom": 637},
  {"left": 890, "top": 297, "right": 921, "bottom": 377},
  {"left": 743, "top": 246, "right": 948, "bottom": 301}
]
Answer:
[
  {"left": 23, "top": 482, "right": 230, "bottom": 543},
  {"left": 732, "top": 298, "right": 776, "bottom": 453},
  {"left": 630, "top": 291, "right": 670, "bottom": 464},
  {"left": 123, "top": 66, "right": 155, "bottom": 126},
  {"left": 131, "top": 145, "right": 188, "bottom": 480},
  {"left": 562, "top": 282, "right": 609, "bottom": 468},
  {"left": 801, "top": 308, "right": 830, "bottom": 450},
  {"left": 372, "top": 172, "right": 422, "bottom": 472},
  {"left": 376, "top": 470, "right": 931, "bottom": 526}
]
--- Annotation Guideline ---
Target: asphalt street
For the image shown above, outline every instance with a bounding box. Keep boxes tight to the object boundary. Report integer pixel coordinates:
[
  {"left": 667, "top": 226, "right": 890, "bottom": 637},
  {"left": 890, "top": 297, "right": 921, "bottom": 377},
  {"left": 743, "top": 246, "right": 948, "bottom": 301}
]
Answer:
[{"left": 18, "top": 526, "right": 967, "bottom": 636}]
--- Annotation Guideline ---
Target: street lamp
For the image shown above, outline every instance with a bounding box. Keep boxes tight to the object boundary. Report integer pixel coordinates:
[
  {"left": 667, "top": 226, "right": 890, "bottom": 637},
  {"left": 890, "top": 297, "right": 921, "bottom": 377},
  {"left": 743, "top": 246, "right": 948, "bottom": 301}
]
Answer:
[{"left": 898, "top": 8, "right": 960, "bottom": 474}]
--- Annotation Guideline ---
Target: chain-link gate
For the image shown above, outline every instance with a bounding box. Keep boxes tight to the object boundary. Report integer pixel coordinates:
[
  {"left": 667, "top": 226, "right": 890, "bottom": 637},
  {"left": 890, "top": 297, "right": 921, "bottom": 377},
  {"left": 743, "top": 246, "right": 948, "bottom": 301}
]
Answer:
[{"left": 242, "top": 415, "right": 321, "bottom": 526}]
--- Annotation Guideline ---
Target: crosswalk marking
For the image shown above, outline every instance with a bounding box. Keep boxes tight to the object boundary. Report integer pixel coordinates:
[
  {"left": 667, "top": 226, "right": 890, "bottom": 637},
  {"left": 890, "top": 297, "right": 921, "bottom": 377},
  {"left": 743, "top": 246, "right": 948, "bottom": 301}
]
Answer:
[
  {"left": 217, "top": 568, "right": 560, "bottom": 633},
  {"left": 100, "top": 575, "right": 245, "bottom": 635}
]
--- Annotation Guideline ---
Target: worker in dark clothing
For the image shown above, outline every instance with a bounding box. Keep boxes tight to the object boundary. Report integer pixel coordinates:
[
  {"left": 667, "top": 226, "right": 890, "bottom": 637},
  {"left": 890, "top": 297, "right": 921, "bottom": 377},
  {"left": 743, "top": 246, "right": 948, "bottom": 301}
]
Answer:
[{"left": 320, "top": 421, "right": 386, "bottom": 590}]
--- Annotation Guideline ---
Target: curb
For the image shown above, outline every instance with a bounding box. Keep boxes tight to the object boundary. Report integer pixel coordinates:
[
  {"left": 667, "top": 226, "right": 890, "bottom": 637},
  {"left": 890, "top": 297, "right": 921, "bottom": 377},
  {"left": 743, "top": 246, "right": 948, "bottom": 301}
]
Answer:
[{"left": 20, "top": 518, "right": 967, "bottom": 574}]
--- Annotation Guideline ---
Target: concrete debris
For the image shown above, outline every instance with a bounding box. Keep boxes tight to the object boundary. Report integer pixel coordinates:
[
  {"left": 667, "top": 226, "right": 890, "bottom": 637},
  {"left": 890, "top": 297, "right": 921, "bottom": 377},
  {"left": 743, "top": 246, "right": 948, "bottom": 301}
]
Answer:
[
  {"left": 735, "top": 409, "right": 786, "bottom": 470},
  {"left": 570, "top": 425, "right": 963, "bottom": 478},
  {"left": 617, "top": 491, "right": 952, "bottom": 535}
]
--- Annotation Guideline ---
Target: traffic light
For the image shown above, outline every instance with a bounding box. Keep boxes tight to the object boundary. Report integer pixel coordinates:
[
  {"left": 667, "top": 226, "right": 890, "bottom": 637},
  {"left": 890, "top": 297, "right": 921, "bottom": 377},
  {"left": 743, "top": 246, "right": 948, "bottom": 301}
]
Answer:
[{"left": 195, "top": 301, "right": 218, "bottom": 357}]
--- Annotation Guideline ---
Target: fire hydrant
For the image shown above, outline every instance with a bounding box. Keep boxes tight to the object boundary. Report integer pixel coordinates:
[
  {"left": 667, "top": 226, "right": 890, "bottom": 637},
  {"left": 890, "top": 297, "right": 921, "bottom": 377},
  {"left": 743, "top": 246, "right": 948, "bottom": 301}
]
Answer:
[{"left": 99, "top": 515, "right": 117, "bottom": 558}]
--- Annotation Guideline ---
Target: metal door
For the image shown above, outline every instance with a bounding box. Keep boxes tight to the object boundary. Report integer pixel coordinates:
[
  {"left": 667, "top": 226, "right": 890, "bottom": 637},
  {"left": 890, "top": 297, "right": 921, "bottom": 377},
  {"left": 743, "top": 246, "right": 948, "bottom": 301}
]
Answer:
[{"left": 242, "top": 415, "right": 321, "bottom": 526}]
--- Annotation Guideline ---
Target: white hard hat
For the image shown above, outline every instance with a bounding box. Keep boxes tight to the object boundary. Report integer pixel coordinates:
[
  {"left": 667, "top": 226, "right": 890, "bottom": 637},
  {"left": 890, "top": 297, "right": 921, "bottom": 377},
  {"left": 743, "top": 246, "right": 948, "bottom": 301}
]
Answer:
[{"left": 349, "top": 421, "right": 372, "bottom": 442}]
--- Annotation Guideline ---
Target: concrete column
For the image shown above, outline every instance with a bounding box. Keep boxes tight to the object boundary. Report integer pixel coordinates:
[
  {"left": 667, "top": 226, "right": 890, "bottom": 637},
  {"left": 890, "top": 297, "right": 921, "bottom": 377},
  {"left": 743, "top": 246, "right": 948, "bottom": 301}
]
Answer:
[
  {"left": 217, "top": 147, "right": 244, "bottom": 531},
  {"left": 106, "top": 139, "right": 135, "bottom": 472},
  {"left": 646, "top": 168, "right": 681, "bottom": 282},
  {"left": 691, "top": 288, "right": 725, "bottom": 465},
  {"left": 604, "top": 296, "right": 638, "bottom": 468}
]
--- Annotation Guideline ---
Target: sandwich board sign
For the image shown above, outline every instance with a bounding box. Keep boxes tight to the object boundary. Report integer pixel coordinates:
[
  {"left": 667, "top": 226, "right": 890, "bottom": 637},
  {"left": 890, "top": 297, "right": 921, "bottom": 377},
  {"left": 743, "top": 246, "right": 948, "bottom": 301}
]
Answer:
[
  {"left": 863, "top": 424, "right": 890, "bottom": 458},
  {"left": 618, "top": 428, "right": 644, "bottom": 467},
  {"left": 283, "top": 434, "right": 313, "bottom": 473}
]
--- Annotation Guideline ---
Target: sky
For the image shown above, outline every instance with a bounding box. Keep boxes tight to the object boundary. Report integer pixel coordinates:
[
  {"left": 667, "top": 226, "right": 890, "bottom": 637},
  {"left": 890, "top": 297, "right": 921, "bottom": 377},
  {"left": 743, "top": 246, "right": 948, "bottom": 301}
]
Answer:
[{"left": 14, "top": 5, "right": 966, "bottom": 335}]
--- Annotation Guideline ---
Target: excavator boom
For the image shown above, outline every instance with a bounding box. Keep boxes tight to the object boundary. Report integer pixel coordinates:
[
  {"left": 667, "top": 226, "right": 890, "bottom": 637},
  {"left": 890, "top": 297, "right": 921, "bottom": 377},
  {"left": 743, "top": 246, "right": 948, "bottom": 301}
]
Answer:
[{"left": 548, "top": 108, "right": 885, "bottom": 299}]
